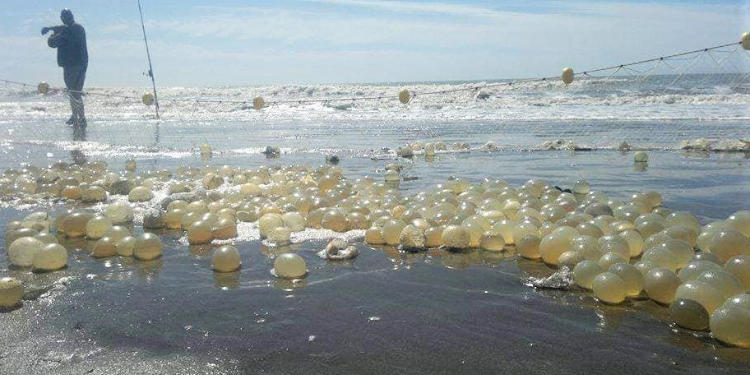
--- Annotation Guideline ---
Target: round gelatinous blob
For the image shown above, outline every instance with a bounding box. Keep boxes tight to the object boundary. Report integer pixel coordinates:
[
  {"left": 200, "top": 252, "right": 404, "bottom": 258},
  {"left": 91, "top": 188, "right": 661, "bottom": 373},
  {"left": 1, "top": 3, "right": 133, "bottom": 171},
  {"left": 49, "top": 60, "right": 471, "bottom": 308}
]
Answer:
[
  {"left": 365, "top": 227, "right": 385, "bottom": 245},
  {"left": 34, "top": 232, "right": 58, "bottom": 244},
  {"left": 321, "top": 209, "right": 349, "bottom": 232},
  {"left": 258, "top": 213, "right": 284, "bottom": 239},
  {"left": 424, "top": 226, "right": 444, "bottom": 248},
  {"left": 382, "top": 219, "right": 407, "bottom": 246},
  {"left": 598, "top": 235, "right": 630, "bottom": 259},
  {"left": 273, "top": 253, "right": 307, "bottom": 279},
  {"left": 281, "top": 212, "right": 306, "bottom": 232},
  {"left": 658, "top": 239, "right": 695, "bottom": 269},
  {"left": 695, "top": 269, "right": 744, "bottom": 300},
  {"left": 134, "top": 233, "right": 163, "bottom": 261},
  {"left": 619, "top": 229, "right": 644, "bottom": 257},
  {"left": 165, "top": 209, "right": 185, "bottom": 229},
  {"left": 710, "top": 293, "right": 750, "bottom": 348},
  {"left": 633, "top": 151, "right": 648, "bottom": 163},
  {"left": 32, "top": 243, "right": 67, "bottom": 271},
  {"left": 558, "top": 250, "right": 584, "bottom": 269},
  {"left": 726, "top": 210, "right": 750, "bottom": 237},
  {"left": 539, "top": 232, "right": 573, "bottom": 266},
  {"left": 598, "top": 252, "right": 627, "bottom": 270},
  {"left": 8, "top": 237, "right": 45, "bottom": 267},
  {"left": 399, "top": 225, "right": 425, "bottom": 250},
  {"left": 85, "top": 215, "right": 112, "bottom": 240},
  {"left": 62, "top": 212, "right": 91, "bottom": 238},
  {"left": 143, "top": 209, "right": 166, "bottom": 229},
  {"left": 644, "top": 267, "right": 681, "bottom": 304},
  {"left": 105, "top": 201, "right": 134, "bottom": 224},
  {"left": 116, "top": 236, "right": 137, "bottom": 257},
  {"left": 212, "top": 245, "right": 241, "bottom": 272},
  {"left": 592, "top": 272, "right": 627, "bottom": 304},
  {"left": 709, "top": 230, "right": 750, "bottom": 263},
  {"left": 0, "top": 277, "right": 24, "bottom": 308},
  {"left": 642, "top": 247, "right": 680, "bottom": 272},
  {"left": 573, "top": 260, "right": 604, "bottom": 289},
  {"left": 670, "top": 298, "right": 709, "bottom": 331},
  {"left": 92, "top": 237, "right": 117, "bottom": 258},
  {"left": 725, "top": 255, "right": 750, "bottom": 291},
  {"left": 103, "top": 225, "right": 130, "bottom": 242},
  {"left": 636, "top": 220, "right": 664, "bottom": 239},
  {"left": 213, "top": 218, "right": 238, "bottom": 240},
  {"left": 693, "top": 251, "right": 721, "bottom": 264},
  {"left": 516, "top": 234, "right": 541, "bottom": 259},
  {"left": 674, "top": 281, "right": 725, "bottom": 314},
  {"left": 512, "top": 222, "right": 539, "bottom": 245},
  {"left": 572, "top": 179, "right": 589, "bottom": 195},
  {"left": 493, "top": 220, "right": 516, "bottom": 244},
  {"left": 634, "top": 260, "right": 656, "bottom": 277},
  {"left": 665, "top": 211, "right": 701, "bottom": 234},
  {"left": 268, "top": 226, "right": 292, "bottom": 245},
  {"left": 609, "top": 263, "right": 643, "bottom": 296},
  {"left": 678, "top": 260, "right": 722, "bottom": 282},
  {"left": 441, "top": 225, "right": 471, "bottom": 250},
  {"left": 480, "top": 232, "right": 505, "bottom": 252},
  {"left": 187, "top": 220, "right": 213, "bottom": 245}
]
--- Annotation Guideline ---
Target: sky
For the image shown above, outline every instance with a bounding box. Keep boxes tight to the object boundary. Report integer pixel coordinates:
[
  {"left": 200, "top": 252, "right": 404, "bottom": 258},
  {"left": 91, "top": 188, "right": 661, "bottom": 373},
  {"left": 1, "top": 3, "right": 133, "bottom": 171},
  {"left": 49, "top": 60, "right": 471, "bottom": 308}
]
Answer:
[{"left": 1, "top": 0, "right": 748, "bottom": 87}]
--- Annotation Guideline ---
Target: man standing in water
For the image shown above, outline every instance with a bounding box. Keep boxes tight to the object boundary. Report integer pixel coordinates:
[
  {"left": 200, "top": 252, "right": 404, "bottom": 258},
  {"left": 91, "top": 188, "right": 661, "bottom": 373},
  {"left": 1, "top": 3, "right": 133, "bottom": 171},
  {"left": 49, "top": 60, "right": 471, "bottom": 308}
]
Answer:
[{"left": 42, "top": 9, "right": 88, "bottom": 127}]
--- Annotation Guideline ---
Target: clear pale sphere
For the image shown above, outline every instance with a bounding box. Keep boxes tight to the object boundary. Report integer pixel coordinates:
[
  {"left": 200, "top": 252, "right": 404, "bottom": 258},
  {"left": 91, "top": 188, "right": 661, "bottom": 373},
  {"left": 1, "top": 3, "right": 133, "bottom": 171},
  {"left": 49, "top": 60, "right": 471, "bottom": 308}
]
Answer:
[
  {"left": 165, "top": 209, "right": 185, "bottom": 229},
  {"left": 636, "top": 220, "right": 665, "bottom": 239},
  {"left": 480, "top": 231, "right": 505, "bottom": 252},
  {"left": 708, "top": 230, "right": 750, "bottom": 263},
  {"left": 710, "top": 294, "right": 750, "bottom": 348},
  {"left": 619, "top": 230, "right": 644, "bottom": 257},
  {"left": 558, "top": 250, "right": 584, "bottom": 268},
  {"left": 116, "top": 236, "right": 137, "bottom": 257},
  {"left": 598, "top": 252, "right": 627, "bottom": 270},
  {"left": 492, "top": 220, "right": 516, "bottom": 244},
  {"left": 512, "top": 222, "right": 539, "bottom": 246},
  {"left": 365, "top": 227, "right": 385, "bottom": 245},
  {"left": 695, "top": 269, "right": 744, "bottom": 300},
  {"left": 0, "top": 277, "right": 23, "bottom": 308},
  {"left": 644, "top": 267, "right": 681, "bottom": 304},
  {"left": 592, "top": 272, "right": 628, "bottom": 304},
  {"left": 573, "top": 260, "right": 603, "bottom": 289},
  {"left": 134, "top": 233, "right": 163, "bottom": 261},
  {"left": 92, "top": 237, "right": 117, "bottom": 258},
  {"left": 424, "top": 226, "right": 444, "bottom": 248},
  {"left": 8, "top": 237, "right": 45, "bottom": 267},
  {"left": 62, "top": 212, "right": 91, "bottom": 238},
  {"left": 516, "top": 234, "right": 540, "bottom": 259},
  {"left": 441, "top": 225, "right": 471, "bottom": 250},
  {"left": 399, "top": 225, "right": 425, "bottom": 249},
  {"left": 128, "top": 186, "right": 153, "bottom": 202},
  {"left": 383, "top": 219, "right": 407, "bottom": 246},
  {"left": 103, "top": 225, "right": 130, "bottom": 242},
  {"left": 659, "top": 239, "right": 695, "bottom": 269},
  {"left": 573, "top": 179, "right": 590, "bottom": 195},
  {"left": 642, "top": 247, "right": 680, "bottom": 272},
  {"left": 273, "top": 253, "right": 307, "bottom": 279},
  {"left": 213, "top": 218, "right": 237, "bottom": 240},
  {"left": 674, "top": 281, "right": 725, "bottom": 314},
  {"left": 670, "top": 298, "right": 709, "bottom": 331},
  {"left": 726, "top": 210, "right": 750, "bottom": 237},
  {"left": 281, "top": 212, "right": 306, "bottom": 232},
  {"left": 268, "top": 226, "right": 292, "bottom": 245},
  {"left": 258, "top": 213, "right": 284, "bottom": 238},
  {"left": 187, "top": 220, "right": 213, "bottom": 245},
  {"left": 105, "top": 201, "right": 134, "bottom": 224},
  {"left": 665, "top": 212, "right": 701, "bottom": 234},
  {"left": 662, "top": 225, "right": 697, "bottom": 247},
  {"left": 598, "top": 235, "right": 631, "bottom": 259},
  {"left": 32, "top": 243, "right": 67, "bottom": 271},
  {"left": 725, "top": 255, "right": 750, "bottom": 291},
  {"left": 321, "top": 209, "right": 349, "bottom": 232},
  {"left": 213, "top": 245, "right": 241, "bottom": 272},
  {"left": 634, "top": 260, "right": 657, "bottom": 277},
  {"left": 693, "top": 251, "right": 721, "bottom": 264},
  {"left": 539, "top": 233, "right": 572, "bottom": 266},
  {"left": 85, "top": 215, "right": 112, "bottom": 240},
  {"left": 34, "top": 232, "right": 58, "bottom": 244},
  {"left": 609, "top": 263, "right": 643, "bottom": 296},
  {"left": 678, "top": 260, "right": 722, "bottom": 282}
]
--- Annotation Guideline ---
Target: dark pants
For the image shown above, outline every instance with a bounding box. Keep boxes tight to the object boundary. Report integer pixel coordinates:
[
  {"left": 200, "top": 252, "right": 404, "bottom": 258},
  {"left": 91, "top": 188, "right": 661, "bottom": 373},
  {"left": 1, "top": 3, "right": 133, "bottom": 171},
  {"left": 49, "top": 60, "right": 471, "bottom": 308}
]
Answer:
[{"left": 63, "top": 64, "right": 87, "bottom": 124}]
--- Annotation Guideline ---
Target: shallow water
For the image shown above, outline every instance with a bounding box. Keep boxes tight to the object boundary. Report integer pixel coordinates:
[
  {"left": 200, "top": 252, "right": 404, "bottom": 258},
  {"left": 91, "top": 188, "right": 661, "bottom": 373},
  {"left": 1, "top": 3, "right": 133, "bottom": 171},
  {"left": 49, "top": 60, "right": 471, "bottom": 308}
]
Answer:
[{"left": 0, "top": 79, "right": 749, "bottom": 373}]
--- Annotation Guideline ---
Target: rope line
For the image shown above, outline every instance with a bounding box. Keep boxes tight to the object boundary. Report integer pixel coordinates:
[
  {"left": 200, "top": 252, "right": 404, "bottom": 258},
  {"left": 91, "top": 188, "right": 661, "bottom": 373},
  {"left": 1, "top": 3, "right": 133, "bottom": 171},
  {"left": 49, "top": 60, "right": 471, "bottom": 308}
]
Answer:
[{"left": 0, "top": 40, "right": 747, "bottom": 110}]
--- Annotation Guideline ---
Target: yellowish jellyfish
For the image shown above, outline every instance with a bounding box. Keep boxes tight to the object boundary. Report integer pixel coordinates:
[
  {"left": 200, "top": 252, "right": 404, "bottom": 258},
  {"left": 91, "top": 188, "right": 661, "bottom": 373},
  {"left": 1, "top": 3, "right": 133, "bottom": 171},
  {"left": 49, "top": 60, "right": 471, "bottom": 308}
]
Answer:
[
  {"left": 665, "top": 211, "right": 701, "bottom": 234},
  {"left": 662, "top": 226, "right": 697, "bottom": 247},
  {"left": 187, "top": 220, "right": 213, "bottom": 245},
  {"left": 441, "top": 225, "right": 471, "bottom": 250},
  {"left": 598, "top": 235, "right": 630, "bottom": 259},
  {"left": 424, "top": 226, "right": 444, "bottom": 248},
  {"left": 644, "top": 267, "right": 681, "bottom": 304},
  {"left": 32, "top": 243, "right": 67, "bottom": 271},
  {"left": 0, "top": 277, "right": 23, "bottom": 308},
  {"left": 642, "top": 247, "right": 680, "bottom": 272},
  {"left": 725, "top": 255, "right": 750, "bottom": 291},
  {"left": 382, "top": 219, "right": 407, "bottom": 246},
  {"left": 577, "top": 222, "right": 603, "bottom": 238},
  {"left": 365, "top": 227, "right": 385, "bottom": 245},
  {"left": 273, "top": 253, "right": 307, "bottom": 279},
  {"left": 61, "top": 212, "right": 91, "bottom": 238},
  {"left": 281, "top": 212, "right": 306, "bottom": 232},
  {"left": 619, "top": 229, "right": 644, "bottom": 257},
  {"left": 659, "top": 239, "right": 695, "bottom": 269},
  {"left": 636, "top": 220, "right": 665, "bottom": 239},
  {"left": 670, "top": 298, "right": 709, "bottom": 331},
  {"left": 105, "top": 201, "right": 134, "bottom": 224},
  {"left": 634, "top": 260, "right": 656, "bottom": 277},
  {"left": 557, "top": 250, "right": 584, "bottom": 269},
  {"left": 710, "top": 293, "right": 750, "bottom": 348},
  {"left": 709, "top": 229, "right": 750, "bottom": 263},
  {"left": 598, "top": 252, "right": 627, "bottom": 270},
  {"left": 384, "top": 170, "right": 400, "bottom": 183},
  {"left": 134, "top": 233, "right": 163, "bottom": 261},
  {"left": 125, "top": 159, "right": 137, "bottom": 172},
  {"left": 480, "top": 231, "right": 505, "bottom": 252},
  {"left": 512, "top": 222, "right": 539, "bottom": 246},
  {"left": 573, "top": 260, "right": 603, "bottom": 289},
  {"left": 85, "top": 215, "right": 112, "bottom": 240},
  {"left": 116, "top": 236, "right": 137, "bottom": 257},
  {"left": 142, "top": 92, "right": 154, "bottom": 106},
  {"left": 165, "top": 209, "right": 185, "bottom": 229},
  {"left": 82, "top": 186, "right": 107, "bottom": 203},
  {"left": 103, "top": 225, "right": 130, "bottom": 242},
  {"left": 34, "top": 232, "right": 57, "bottom": 244},
  {"left": 398, "top": 89, "right": 411, "bottom": 104},
  {"left": 92, "top": 237, "right": 118, "bottom": 258},
  {"left": 727, "top": 210, "right": 750, "bottom": 237},
  {"left": 516, "top": 234, "right": 541, "bottom": 259},
  {"left": 128, "top": 186, "right": 153, "bottom": 202},
  {"left": 399, "top": 225, "right": 425, "bottom": 250},
  {"left": 539, "top": 232, "right": 573, "bottom": 266},
  {"left": 8, "top": 236, "right": 45, "bottom": 267},
  {"left": 592, "top": 272, "right": 627, "bottom": 304},
  {"left": 634, "top": 151, "right": 648, "bottom": 163},
  {"left": 212, "top": 245, "right": 241, "bottom": 272},
  {"left": 321, "top": 209, "right": 349, "bottom": 232},
  {"left": 695, "top": 269, "right": 744, "bottom": 300},
  {"left": 678, "top": 260, "right": 722, "bottom": 282},
  {"left": 37, "top": 81, "right": 50, "bottom": 95},
  {"left": 268, "top": 226, "right": 292, "bottom": 245},
  {"left": 258, "top": 213, "right": 284, "bottom": 238},
  {"left": 609, "top": 263, "right": 643, "bottom": 296},
  {"left": 674, "top": 281, "right": 725, "bottom": 314},
  {"left": 212, "top": 218, "right": 238, "bottom": 240}
]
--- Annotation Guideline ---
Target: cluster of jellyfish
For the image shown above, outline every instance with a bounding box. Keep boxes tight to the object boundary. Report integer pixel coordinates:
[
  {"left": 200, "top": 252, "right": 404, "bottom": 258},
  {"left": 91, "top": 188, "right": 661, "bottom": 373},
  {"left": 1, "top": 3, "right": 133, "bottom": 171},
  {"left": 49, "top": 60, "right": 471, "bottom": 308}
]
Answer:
[{"left": 1, "top": 154, "right": 749, "bottom": 349}]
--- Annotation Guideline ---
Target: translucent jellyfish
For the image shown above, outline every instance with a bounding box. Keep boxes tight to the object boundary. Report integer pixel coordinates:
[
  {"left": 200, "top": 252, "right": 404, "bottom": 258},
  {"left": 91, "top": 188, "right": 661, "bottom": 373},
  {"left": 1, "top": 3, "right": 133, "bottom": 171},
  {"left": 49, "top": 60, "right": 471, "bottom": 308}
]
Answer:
[
  {"left": 128, "top": 186, "right": 153, "bottom": 202},
  {"left": 116, "top": 236, "right": 137, "bottom": 257},
  {"left": 644, "top": 268, "right": 681, "bottom": 304},
  {"left": 573, "top": 260, "right": 603, "bottom": 289},
  {"left": 708, "top": 230, "right": 750, "bottom": 263},
  {"left": 695, "top": 269, "right": 744, "bottom": 300},
  {"left": 558, "top": 250, "right": 584, "bottom": 268},
  {"left": 480, "top": 231, "right": 505, "bottom": 252},
  {"left": 212, "top": 245, "right": 241, "bottom": 272},
  {"left": 512, "top": 222, "right": 539, "bottom": 246},
  {"left": 693, "top": 251, "right": 721, "bottom": 264},
  {"left": 725, "top": 255, "right": 750, "bottom": 291},
  {"left": 710, "top": 294, "right": 750, "bottom": 348},
  {"left": 539, "top": 232, "right": 573, "bottom": 266},
  {"left": 663, "top": 225, "right": 698, "bottom": 247},
  {"left": 598, "top": 235, "right": 630, "bottom": 259},
  {"left": 213, "top": 218, "right": 238, "bottom": 240},
  {"left": 573, "top": 179, "right": 590, "bottom": 195},
  {"left": 281, "top": 212, "right": 306, "bottom": 232},
  {"left": 8, "top": 236, "right": 45, "bottom": 267},
  {"left": 92, "top": 237, "right": 117, "bottom": 258},
  {"left": 273, "top": 253, "right": 307, "bottom": 279},
  {"left": 608, "top": 263, "right": 643, "bottom": 296},
  {"left": 642, "top": 247, "right": 679, "bottom": 272},
  {"left": 321, "top": 209, "right": 349, "bottom": 232},
  {"left": 462, "top": 222, "right": 484, "bottom": 248},
  {"left": 125, "top": 159, "right": 137, "bottom": 172},
  {"left": 268, "top": 227, "right": 292, "bottom": 245},
  {"left": 382, "top": 219, "right": 407, "bottom": 246},
  {"left": 665, "top": 211, "right": 701, "bottom": 234},
  {"left": 103, "top": 225, "right": 130, "bottom": 242},
  {"left": 364, "top": 227, "right": 385, "bottom": 245},
  {"left": 61, "top": 212, "right": 91, "bottom": 238},
  {"left": 34, "top": 232, "right": 58, "bottom": 244},
  {"left": 633, "top": 151, "right": 648, "bottom": 162},
  {"left": 670, "top": 298, "right": 709, "bottom": 331},
  {"left": 187, "top": 220, "right": 213, "bottom": 245},
  {"left": 492, "top": 219, "right": 517, "bottom": 244},
  {"left": 424, "top": 226, "right": 444, "bottom": 248},
  {"left": 399, "top": 225, "right": 425, "bottom": 250},
  {"left": 82, "top": 186, "right": 107, "bottom": 203},
  {"left": 258, "top": 213, "right": 284, "bottom": 238},
  {"left": 678, "top": 260, "right": 722, "bottom": 282},
  {"left": 85, "top": 215, "right": 112, "bottom": 240},
  {"left": 584, "top": 203, "right": 613, "bottom": 217},
  {"left": 618, "top": 229, "right": 644, "bottom": 257},
  {"left": 32, "top": 243, "right": 67, "bottom": 271},
  {"left": 134, "top": 233, "right": 163, "bottom": 261},
  {"left": 61, "top": 186, "right": 82, "bottom": 199},
  {"left": 592, "top": 272, "right": 627, "bottom": 304},
  {"left": 636, "top": 220, "right": 665, "bottom": 239},
  {"left": 659, "top": 239, "right": 695, "bottom": 269},
  {"left": 516, "top": 234, "right": 541, "bottom": 259},
  {"left": 187, "top": 200, "right": 209, "bottom": 215},
  {"left": 384, "top": 170, "right": 399, "bottom": 182},
  {"left": 727, "top": 210, "right": 750, "bottom": 237},
  {"left": 441, "top": 225, "right": 471, "bottom": 250},
  {"left": 674, "top": 281, "right": 725, "bottom": 314},
  {"left": 0, "top": 277, "right": 23, "bottom": 308},
  {"left": 105, "top": 201, "right": 134, "bottom": 224},
  {"left": 598, "top": 252, "right": 628, "bottom": 270},
  {"left": 577, "top": 222, "right": 603, "bottom": 238},
  {"left": 634, "top": 260, "right": 656, "bottom": 277}
]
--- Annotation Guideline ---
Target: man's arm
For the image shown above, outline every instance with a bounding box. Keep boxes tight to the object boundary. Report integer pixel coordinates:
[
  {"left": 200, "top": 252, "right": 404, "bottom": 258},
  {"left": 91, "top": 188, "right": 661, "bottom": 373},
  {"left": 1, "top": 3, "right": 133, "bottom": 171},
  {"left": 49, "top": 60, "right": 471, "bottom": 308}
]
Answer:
[
  {"left": 45, "top": 26, "right": 68, "bottom": 48},
  {"left": 41, "top": 25, "right": 66, "bottom": 35}
]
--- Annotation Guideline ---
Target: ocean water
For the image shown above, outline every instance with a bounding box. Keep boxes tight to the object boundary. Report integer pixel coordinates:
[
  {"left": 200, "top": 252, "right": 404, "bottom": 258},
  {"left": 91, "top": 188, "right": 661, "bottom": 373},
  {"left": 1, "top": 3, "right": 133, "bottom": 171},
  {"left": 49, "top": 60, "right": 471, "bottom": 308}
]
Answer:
[{"left": 0, "top": 75, "right": 749, "bottom": 373}]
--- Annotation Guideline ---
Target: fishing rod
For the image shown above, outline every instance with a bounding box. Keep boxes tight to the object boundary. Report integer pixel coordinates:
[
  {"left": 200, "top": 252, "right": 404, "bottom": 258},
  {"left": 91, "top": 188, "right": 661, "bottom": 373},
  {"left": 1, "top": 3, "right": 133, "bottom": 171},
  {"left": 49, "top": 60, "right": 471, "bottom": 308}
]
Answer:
[{"left": 137, "top": 0, "right": 160, "bottom": 119}]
